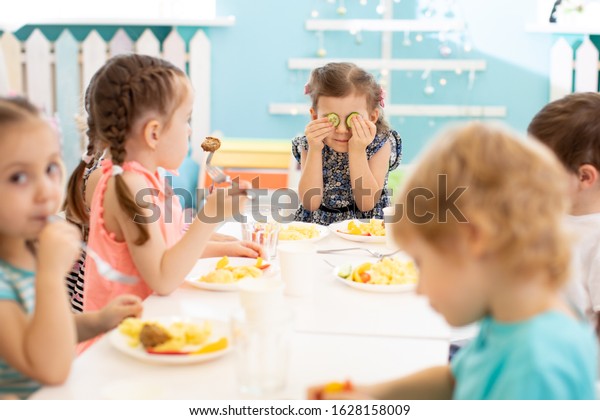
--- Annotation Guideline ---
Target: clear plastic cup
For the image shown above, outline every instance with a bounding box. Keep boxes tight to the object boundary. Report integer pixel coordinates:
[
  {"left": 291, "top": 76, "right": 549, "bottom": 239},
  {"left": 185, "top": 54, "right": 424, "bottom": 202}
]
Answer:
[
  {"left": 233, "top": 307, "right": 293, "bottom": 397},
  {"left": 241, "top": 205, "right": 280, "bottom": 260}
]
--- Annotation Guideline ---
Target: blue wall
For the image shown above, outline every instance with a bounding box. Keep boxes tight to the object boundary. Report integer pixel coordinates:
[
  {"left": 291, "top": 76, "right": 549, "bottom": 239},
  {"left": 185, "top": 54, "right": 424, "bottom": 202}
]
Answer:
[
  {"left": 209, "top": 0, "right": 594, "bottom": 162},
  {"left": 9, "top": 0, "right": 598, "bottom": 163}
]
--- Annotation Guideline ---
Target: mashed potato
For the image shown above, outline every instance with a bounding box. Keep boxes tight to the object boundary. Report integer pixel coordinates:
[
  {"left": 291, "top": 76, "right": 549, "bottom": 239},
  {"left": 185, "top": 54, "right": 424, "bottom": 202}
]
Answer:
[
  {"left": 118, "top": 318, "right": 212, "bottom": 351},
  {"left": 279, "top": 224, "right": 320, "bottom": 241},
  {"left": 351, "top": 257, "right": 418, "bottom": 285},
  {"left": 345, "top": 219, "right": 385, "bottom": 236},
  {"left": 198, "top": 256, "right": 263, "bottom": 284}
]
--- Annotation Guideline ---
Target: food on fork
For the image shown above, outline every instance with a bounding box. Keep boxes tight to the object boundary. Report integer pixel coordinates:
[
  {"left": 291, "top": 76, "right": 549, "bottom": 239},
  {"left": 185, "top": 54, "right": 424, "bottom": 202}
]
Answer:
[
  {"left": 340, "top": 219, "right": 385, "bottom": 237},
  {"left": 337, "top": 257, "right": 418, "bottom": 285},
  {"left": 196, "top": 256, "right": 268, "bottom": 284},
  {"left": 279, "top": 224, "right": 320, "bottom": 241},
  {"left": 201, "top": 136, "right": 221, "bottom": 152}
]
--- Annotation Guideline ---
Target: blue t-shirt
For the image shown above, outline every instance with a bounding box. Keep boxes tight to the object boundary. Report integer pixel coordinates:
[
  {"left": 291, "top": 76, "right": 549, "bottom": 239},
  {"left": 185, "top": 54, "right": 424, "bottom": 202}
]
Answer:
[
  {"left": 451, "top": 311, "right": 598, "bottom": 399},
  {"left": 0, "top": 260, "right": 40, "bottom": 399}
]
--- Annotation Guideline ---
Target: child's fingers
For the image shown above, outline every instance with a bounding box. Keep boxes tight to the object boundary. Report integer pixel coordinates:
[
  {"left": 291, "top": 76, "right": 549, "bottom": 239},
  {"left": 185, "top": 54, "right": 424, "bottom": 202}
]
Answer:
[
  {"left": 352, "top": 116, "right": 369, "bottom": 139},
  {"left": 238, "top": 241, "right": 263, "bottom": 258},
  {"left": 308, "top": 126, "right": 334, "bottom": 141},
  {"left": 306, "top": 120, "right": 333, "bottom": 133},
  {"left": 307, "top": 385, "right": 324, "bottom": 400},
  {"left": 116, "top": 294, "right": 143, "bottom": 306},
  {"left": 320, "top": 390, "right": 367, "bottom": 400}
]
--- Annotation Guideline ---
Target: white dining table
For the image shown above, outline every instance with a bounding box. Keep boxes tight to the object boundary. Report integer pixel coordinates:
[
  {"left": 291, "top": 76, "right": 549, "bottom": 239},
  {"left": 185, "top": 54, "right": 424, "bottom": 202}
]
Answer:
[{"left": 31, "top": 220, "right": 452, "bottom": 400}]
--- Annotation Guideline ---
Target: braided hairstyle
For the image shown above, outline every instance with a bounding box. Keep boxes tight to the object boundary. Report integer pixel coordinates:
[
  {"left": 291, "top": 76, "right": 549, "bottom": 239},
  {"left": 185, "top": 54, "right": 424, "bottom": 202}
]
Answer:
[
  {"left": 65, "top": 54, "right": 187, "bottom": 245},
  {"left": 63, "top": 65, "right": 108, "bottom": 227}
]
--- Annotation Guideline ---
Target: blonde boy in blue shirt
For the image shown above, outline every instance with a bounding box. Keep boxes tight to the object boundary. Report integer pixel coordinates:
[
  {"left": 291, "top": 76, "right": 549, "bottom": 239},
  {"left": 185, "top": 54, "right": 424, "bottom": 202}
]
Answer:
[{"left": 310, "top": 122, "right": 597, "bottom": 399}]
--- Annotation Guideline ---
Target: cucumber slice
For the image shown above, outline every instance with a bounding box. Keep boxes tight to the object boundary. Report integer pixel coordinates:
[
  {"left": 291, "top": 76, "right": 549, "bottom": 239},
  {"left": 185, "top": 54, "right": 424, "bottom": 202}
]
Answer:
[
  {"left": 337, "top": 264, "right": 352, "bottom": 279},
  {"left": 346, "top": 112, "right": 360, "bottom": 128},
  {"left": 326, "top": 113, "right": 340, "bottom": 127}
]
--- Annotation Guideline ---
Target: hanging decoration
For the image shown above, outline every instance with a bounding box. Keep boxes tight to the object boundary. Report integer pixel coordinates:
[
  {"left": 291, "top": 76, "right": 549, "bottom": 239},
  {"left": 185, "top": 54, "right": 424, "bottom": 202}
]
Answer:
[
  {"left": 422, "top": 70, "right": 435, "bottom": 95},
  {"left": 402, "top": 30, "right": 412, "bottom": 46},
  {"left": 316, "top": 30, "right": 327, "bottom": 57},
  {"left": 337, "top": 0, "right": 347, "bottom": 16},
  {"left": 306, "top": 0, "right": 480, "bottom": 114}
]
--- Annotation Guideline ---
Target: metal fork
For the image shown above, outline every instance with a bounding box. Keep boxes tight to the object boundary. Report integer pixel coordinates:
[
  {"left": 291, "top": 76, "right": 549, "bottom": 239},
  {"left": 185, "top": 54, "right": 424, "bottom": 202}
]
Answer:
[
  {"left": 205, "top": 153, "right": 257, "bottom": 199},
  {"left": 317, "top": 247, "right": 401, "bottom": 259},
  {"left": 48, "top": 215, "right": 137, "bottom": 285}
]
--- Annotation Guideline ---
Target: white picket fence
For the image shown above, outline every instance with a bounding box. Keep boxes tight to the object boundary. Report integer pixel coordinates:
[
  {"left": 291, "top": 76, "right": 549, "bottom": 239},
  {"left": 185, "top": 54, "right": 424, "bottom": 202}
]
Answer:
[
  {"left": 0, "top": 28, "right": 210, "bottom": 175},
  {"left": 550, "top": 36, "right": 600, "bottom": 101}
]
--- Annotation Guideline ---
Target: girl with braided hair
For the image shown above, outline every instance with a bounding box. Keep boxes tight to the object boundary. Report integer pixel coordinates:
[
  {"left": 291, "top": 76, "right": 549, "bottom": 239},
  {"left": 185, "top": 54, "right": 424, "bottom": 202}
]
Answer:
[{"left": 65, "top": 54, "right": 260, "bottom": 312}]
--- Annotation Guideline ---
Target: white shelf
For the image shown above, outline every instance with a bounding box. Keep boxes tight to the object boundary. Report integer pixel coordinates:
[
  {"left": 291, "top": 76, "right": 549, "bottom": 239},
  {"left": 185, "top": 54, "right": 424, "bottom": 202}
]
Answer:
[
  {"left": 269, "top": 103, "right": 507, "bottom": 118},
  {"left": 306, "top": 19, "right": 464, "bottom": 33},
  {"left": 16, "top": 16, "right": 236, "bottom": 27},
  {"left": 526, "top": 23, "right": 600, "bottom": 35},
  {"left": 289, "top": 58, "right": 486, "bottom": 72}
]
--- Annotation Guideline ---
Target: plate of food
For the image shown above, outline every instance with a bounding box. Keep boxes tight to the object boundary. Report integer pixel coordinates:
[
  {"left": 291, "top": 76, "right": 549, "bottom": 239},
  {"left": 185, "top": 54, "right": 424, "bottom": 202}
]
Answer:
[
  {"left": 184, "top": 256, "right": 270, "bottom": 291},
  {"left": 278, "top": 222, "right": 329, "bottom": 243},
  {"left": 333, "top": 256, "right": 418, "bottom": 293},
  {"left": 109, "top": 317, "right": 231, "bottom": 364},
  {"left": 328, "top": 219, "right": 386, "bottom": 243}
]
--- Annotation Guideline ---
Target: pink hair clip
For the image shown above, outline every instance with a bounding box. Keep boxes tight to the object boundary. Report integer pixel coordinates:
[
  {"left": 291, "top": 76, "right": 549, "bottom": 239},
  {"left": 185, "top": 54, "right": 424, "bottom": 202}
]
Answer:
[
  {"left": 304, "top": 83, "right": 311, "bottom": 95},
  {"left": 379, "top": 88, "right": 386, "bottom": 108},
  {"left": 81, "top": 152, "right": 93, "bottom": 164}
]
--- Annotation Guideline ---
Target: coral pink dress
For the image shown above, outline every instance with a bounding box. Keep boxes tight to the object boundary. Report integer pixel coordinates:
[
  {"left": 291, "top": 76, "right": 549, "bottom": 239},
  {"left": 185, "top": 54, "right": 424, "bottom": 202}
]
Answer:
[{"left": 83, "top": 160, "right": 186, "bottom": 311}]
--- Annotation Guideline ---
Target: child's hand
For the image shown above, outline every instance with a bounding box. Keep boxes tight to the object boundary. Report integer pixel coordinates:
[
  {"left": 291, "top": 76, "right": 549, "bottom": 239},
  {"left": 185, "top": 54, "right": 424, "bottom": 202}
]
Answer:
[
  {"left": 97, "top": 294, "right": 143, "bottom": 332},
  {"left": 305, "top": 118, "right": 334, "bottom": 151},
  {"left": 307, "top": 381, "right": 373, "bottom": 400},
  {"left": 348, "top": 114, "right": 377, "bottom": 153},
  {"left": 37, "top": 219, "right": 82, "bottom": 276},
  {"left": 202, "top": 181, "right": 251, "bottom": 222},
  {"left": 226, "top": 240, "right": 265, "bottom": 259}
]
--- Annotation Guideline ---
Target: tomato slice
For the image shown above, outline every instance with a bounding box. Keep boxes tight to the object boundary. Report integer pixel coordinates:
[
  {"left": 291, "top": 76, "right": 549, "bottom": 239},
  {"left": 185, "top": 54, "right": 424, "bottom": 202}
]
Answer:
[
  {"left": 257, "top": 264, "right": 271, "bottom": 270},
  {"left": 146, "top": 348, "right": 190, "bottom": 355},
  {"left": 359, "top": 272, "right": 371, "bottom": 283}
]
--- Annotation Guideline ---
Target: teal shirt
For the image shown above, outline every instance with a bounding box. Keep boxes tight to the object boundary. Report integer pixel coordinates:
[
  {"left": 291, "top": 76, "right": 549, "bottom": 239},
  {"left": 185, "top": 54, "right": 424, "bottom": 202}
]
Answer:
[
  {"left": 0, "top": 260, "right": 40, "bottom": 399},
  {"left": 451, "top": 311, "right": 597, "bottom": 399}
]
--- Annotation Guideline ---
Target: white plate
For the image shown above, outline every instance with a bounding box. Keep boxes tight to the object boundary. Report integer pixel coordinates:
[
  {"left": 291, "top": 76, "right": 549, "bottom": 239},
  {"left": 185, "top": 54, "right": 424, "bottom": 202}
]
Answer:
[
  {"left": 108, "top": 317, "right": 231, "bottom": 365},
  {"left": 278, "top": 222, "right": 329, "bottom": 243},
  {"left": 332, "top": 260, "right": 417, "bottom": 293},
  {"left": 328, "top": 219, "right": 386, "bottom": 243},
  {"left": 184, "top": 257, "right": 265, "bottom": 292}
]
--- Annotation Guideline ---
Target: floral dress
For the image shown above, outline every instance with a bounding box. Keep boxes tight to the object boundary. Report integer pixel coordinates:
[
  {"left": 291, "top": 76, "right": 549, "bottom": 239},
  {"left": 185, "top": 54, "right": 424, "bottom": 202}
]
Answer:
[{"left": 292, "top": 130, "right": 402, "bottom": 226}]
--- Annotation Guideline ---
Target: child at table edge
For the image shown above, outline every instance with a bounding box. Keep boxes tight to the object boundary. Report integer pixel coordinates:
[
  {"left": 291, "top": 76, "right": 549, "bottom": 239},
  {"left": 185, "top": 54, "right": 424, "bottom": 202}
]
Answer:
[{"left": 308, "top": 121, "right": 597, "bottom": 400}]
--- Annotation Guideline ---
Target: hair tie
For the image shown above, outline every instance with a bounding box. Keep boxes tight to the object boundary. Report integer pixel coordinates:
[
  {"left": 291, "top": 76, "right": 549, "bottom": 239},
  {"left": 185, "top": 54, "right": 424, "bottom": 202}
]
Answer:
[
  {"left": 379, "top": 88, "right": 386, "bottom": 108},
  {"left": 81, "top": 152, "right": 93, "bottom": 164},
  {"left": 304, "top": 83, "right": 311, "bottom": 95},
  {"left": 112, "top": 165, "right": 124, "bottom": 176}
]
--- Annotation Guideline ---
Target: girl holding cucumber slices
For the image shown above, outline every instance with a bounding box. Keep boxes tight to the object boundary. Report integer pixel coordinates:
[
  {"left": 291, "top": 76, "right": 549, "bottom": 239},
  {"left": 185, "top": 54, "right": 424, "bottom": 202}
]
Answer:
[{"left": 292, "top": 62, "right": 402, "bottom": 225}]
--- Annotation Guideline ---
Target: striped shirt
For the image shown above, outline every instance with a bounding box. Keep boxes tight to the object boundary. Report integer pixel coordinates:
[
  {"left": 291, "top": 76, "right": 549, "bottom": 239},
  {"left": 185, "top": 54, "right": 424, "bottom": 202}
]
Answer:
[{"left": 0, "top": 260, "right": 39, "bottom": 399}]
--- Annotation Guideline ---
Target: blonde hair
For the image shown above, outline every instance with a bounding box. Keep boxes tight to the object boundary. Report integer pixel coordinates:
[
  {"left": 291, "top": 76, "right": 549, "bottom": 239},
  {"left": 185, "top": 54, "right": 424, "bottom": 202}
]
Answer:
[{"left": 393, "top": 122, "right": 571, "bottom": 286}]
